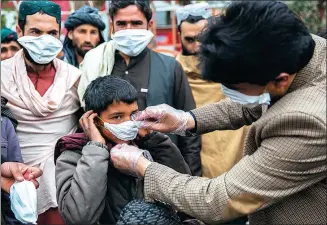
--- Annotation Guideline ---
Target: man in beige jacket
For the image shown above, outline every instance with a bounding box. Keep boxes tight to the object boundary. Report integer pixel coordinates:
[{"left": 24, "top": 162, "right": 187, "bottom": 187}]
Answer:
[
  {"left": 109, "top": 1, "right": 326, "bottom": 224},
  {"left": 176, "top": 3, "right": 248, "bottom": 178}
]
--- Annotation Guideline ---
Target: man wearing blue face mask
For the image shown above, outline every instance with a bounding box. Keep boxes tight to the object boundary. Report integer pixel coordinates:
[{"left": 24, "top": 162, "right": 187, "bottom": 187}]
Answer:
[
  {"left": 1, "top": 1, "right": 81, "bottom": 224},
  {"left": 78, "top": 0, "right": 201, "bottom": 177},
  {"left": 109, "top": 1, "right": 326, "bottom": 224}
]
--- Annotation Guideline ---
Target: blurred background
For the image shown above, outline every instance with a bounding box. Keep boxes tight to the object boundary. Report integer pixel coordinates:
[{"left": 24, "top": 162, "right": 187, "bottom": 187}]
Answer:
[{"left": 1, "top": 0, "right": 326, "bottom": 56}]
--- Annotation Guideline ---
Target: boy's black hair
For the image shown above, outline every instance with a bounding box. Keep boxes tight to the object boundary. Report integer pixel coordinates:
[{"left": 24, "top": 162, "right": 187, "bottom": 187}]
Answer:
[
  {"left": 178, "top": 15, "right": 205, "bottom": 32},
  {"left": 198, "top": 1, "right": 315, "bottom": 86},
  {"left": 109, "top": 0, "right": 152, "bottom": 22},
  {"left": 83, "top": 76, "right": 138, "bottom": 114}
]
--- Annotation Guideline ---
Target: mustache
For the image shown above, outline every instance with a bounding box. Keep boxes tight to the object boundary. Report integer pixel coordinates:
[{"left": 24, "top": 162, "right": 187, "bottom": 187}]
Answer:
[{"left": 80, "top": 43, "right": 95, "bottom": 48}]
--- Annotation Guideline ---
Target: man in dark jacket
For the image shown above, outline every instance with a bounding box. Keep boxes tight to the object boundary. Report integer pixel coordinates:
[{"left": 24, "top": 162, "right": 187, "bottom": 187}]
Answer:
[
  {"left": 55, "top": 76, "right": 191, "bottom": 224},
  {"left": 78, "top": 0, "right": 201, "bottom": 176}
]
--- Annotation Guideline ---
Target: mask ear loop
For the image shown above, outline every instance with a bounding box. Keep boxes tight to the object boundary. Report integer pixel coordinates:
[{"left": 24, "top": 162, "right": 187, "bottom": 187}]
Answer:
[{"left": 96, "top": 116, "right": 107, "bottom": 129}]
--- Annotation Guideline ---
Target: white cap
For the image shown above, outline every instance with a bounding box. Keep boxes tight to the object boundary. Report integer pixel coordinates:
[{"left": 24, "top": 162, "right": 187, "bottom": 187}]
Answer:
[{"left": 176, "top": 2, "right": 211, "bottom": 26}]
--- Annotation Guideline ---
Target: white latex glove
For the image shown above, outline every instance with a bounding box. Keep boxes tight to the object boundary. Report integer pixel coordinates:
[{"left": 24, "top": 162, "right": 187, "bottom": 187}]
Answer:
[
  {"left": 110, "top": 144, "right": 153, "bottom": 177},
  {"left": 133, "top": 104, "right": 194, "bottom": 136}
]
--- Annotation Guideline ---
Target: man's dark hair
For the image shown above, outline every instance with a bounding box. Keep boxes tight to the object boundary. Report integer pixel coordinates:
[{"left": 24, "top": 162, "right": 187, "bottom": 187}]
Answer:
[
  {"left": 83, "top": 76, "right": 138, "bottom": 114},
  {"left": 178, "top": 15, "right": 205, "bottom": 32},
  {"left": 109, "top": 0, "right": 152, "bottom": 22},
  {"left": 18, "top": 11, "right": 61, "bottom": 33},
  {"left": 317, "top": 29, "right": 327, "bottom": 39},
  {"left": 198, "top": 1, "right": 315, "bottom": 85}
]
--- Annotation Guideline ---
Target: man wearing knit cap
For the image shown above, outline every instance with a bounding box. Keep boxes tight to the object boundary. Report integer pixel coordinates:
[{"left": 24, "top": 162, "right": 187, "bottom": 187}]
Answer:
[
  {"left": 1, "top": 1, "right": 81, "bottom": 224},
  {"left": 1, "top": 27, "right": 21, "bottom": 60},
  {"left": 63, "top": 5, "right": 105, "bottom": 67},
  {"left": 176, "top": 2, "right": 249, "bottom": 185}
]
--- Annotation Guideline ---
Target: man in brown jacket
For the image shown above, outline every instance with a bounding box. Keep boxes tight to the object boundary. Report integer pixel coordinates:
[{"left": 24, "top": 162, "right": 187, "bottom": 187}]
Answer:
[{"left": 109, "top": 1, "right": 326, "bottom": 224}]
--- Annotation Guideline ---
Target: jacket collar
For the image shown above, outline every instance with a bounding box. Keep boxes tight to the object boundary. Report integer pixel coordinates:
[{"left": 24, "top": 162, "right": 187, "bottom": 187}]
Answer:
[{"left": 287, "top": 34, "right": 326, "bottom": 93}]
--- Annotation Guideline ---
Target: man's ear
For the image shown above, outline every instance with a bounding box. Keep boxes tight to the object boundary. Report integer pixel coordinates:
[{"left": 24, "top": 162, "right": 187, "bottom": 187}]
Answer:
[
  {"left": 16, "top": 24, "right": 23, "bottom": 38},
  {"left": 110, "top": 18, "right": 114, "bottom": 35},
  {"left": 274, "top": 73, "right": 292, "bottom": 89},
  {"left": 148, "top": 20, "right": 154, "bottom": 30},
  {"left": 68, "top": 30, "right": 73, "bottom": 40},
  {"left": 267, "top": 72, "right": 295, "bottom": 94},
  {"left": 94, "top": 115, "right": 103, "bottom": 127}
]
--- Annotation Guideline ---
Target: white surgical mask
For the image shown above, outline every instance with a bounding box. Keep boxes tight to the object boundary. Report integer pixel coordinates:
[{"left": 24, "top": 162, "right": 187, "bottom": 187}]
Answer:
[
  {"left": 18, "top": 34, "right": 63, "bottom": 64},
  {"left": 112, "top": 29, "right": 154, "bottom": 57},
  {"left": 221, "top": 84, "right": 271, "bottom": 107},
  {"left": 10, "top": 180, "right": 38, "bottom": 224},
  {"left": 102, "top": 120, "right": 142, "bottom": 141}
]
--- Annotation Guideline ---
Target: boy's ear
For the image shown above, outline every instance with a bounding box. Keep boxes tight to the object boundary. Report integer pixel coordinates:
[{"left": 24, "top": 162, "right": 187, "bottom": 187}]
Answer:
[{"left": 94, "top": 116, "right": 102, "bottom": 127}]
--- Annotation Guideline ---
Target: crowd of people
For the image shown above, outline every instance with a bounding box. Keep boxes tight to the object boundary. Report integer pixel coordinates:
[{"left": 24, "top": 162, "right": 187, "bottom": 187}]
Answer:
[{"left": 1, "top": 0, "right": 326, "bottom": 225}]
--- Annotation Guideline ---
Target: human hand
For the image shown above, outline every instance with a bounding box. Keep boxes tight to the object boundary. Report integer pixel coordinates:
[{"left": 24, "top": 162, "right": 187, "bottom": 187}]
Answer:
[
  {"left": 79, "top": 110, "right": 105, "bottom": 144},
  {"left": 1, "top": 162, "right": 43, "bottom": 191},
  {"left": 137, "top": 128, "right": 152, "bottom": 138},
  {"left": 134, "top": 104, "right": 195, "bottom": 136},
  {"left": 110, "top": 144, "right": 152, "bottom": 177}
]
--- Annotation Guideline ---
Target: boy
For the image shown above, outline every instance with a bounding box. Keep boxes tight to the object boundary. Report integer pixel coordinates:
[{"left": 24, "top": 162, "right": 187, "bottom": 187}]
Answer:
[{"left": 55, "top": 76, "right": 191, "bottom": 225}]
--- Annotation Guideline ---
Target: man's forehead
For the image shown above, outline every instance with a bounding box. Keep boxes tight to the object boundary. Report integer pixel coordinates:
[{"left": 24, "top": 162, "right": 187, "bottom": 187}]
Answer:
[
  {"left": 74, "top": 24, "right": 99, "bottom": 31},
  {"left": 1, "top": 41, "right": 19, "bottom": 47},
  {"left": 113, "top": 5, "right": 147, "bottom": 21},
  {"left": 181, "top": 20, "right": 207, "bottom": 36},
  {"left": 25, "top": 13, "right": 59, "bottom": 30}
]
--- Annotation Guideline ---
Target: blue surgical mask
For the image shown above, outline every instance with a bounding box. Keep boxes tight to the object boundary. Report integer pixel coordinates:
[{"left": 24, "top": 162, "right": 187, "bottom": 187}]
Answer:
[
  {"left": 221, "top": 84, "right": 271, "bottom": 107},
  {"left": 112, "top": 29, "right": 154, "bottom": 57},
  {"left": 18, "top": 34, "right": 63, "bottom": 64},
  {"left": 10, "top": 180, "right": 38, "bottom": 224}
]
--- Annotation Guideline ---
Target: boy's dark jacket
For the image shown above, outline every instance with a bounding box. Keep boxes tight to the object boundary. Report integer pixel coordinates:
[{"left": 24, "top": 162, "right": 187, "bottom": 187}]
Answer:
[{"left": 54, "top": 132, "right": 191, "bottom": 225}]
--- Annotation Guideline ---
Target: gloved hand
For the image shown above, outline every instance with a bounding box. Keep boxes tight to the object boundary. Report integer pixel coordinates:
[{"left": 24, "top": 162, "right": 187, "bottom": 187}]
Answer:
[
  {"left": 133, "top": 104, "right": 194, "bottom": 136},
  {"left": 110, "top": 144, "right": 153, "bottom": 177}
]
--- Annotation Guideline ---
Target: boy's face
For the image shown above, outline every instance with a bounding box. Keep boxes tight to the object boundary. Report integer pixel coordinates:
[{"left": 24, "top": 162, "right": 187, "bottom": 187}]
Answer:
[{"left": 97, "top": 101, "right": 138, "bottom": 144}]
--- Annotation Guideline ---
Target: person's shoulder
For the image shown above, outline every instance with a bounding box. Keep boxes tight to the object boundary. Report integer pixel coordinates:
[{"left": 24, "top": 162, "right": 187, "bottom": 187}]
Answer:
[
  {"left": 1, "top": 116, "right": 9, "bottom": 129},
  {"left": 85, "top": 42, "right": 113, "bottom": 59},
  {"left": 54, "top": 133, "right": 88, "bottom": 163},
  {"left": 149, "top": 49, "right": 177, "bottom": 61},
  {"left": 264, "top": 86, "right": 326, "bottom": 125},
  {"left": 312, "top": 34, "right": 326, "bottom": 49},
  {"left": 55, "top": 58, "right": 80, "bottom": 72},
  {"left": 1, "top": 56, "right": 15, "bottom": 74}
]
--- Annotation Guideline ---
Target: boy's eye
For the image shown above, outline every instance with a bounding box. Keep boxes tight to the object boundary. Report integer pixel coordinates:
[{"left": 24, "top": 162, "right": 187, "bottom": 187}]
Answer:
[{"left": 112, "top": 115, "right": 122, "bottom": 120}]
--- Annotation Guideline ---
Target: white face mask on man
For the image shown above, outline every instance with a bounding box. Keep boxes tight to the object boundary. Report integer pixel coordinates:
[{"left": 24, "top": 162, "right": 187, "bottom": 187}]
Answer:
[
  {"left": 112, "top": 29, "right": 154, "bottom": 57},
  {"left": 221, "top": 84, "right": 271, "bottom": 107},
  {"left": 18, "top": 34, "right": 63, "bottom": 64}
]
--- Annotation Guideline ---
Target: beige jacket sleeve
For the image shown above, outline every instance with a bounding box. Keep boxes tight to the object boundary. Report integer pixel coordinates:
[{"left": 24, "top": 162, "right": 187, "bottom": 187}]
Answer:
[
  {"left": 191, "top": 99, "right": 264, "bottom": 134},
  {"left": 144, "top": 112, "right": 326, "bottom": 224}
]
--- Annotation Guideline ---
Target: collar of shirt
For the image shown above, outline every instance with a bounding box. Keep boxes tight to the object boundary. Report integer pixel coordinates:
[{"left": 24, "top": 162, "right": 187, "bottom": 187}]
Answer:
[
  {"left": 115, "top": 48, "right": 149, "bottom": 68},
  {"left": 26, "top": 62, "right": 55, "bottom": 75}
]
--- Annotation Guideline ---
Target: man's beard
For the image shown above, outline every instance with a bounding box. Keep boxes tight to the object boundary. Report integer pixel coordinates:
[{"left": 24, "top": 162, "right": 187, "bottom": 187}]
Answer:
[
  {"left": 23, "top": 47, "right": 50, "bottom": 66},
  {"left": 74, "top": 43, "right": 95, "bottom": 57},
  {"left": 181, "top": 42, "right": 197, "bottom": 56}
]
